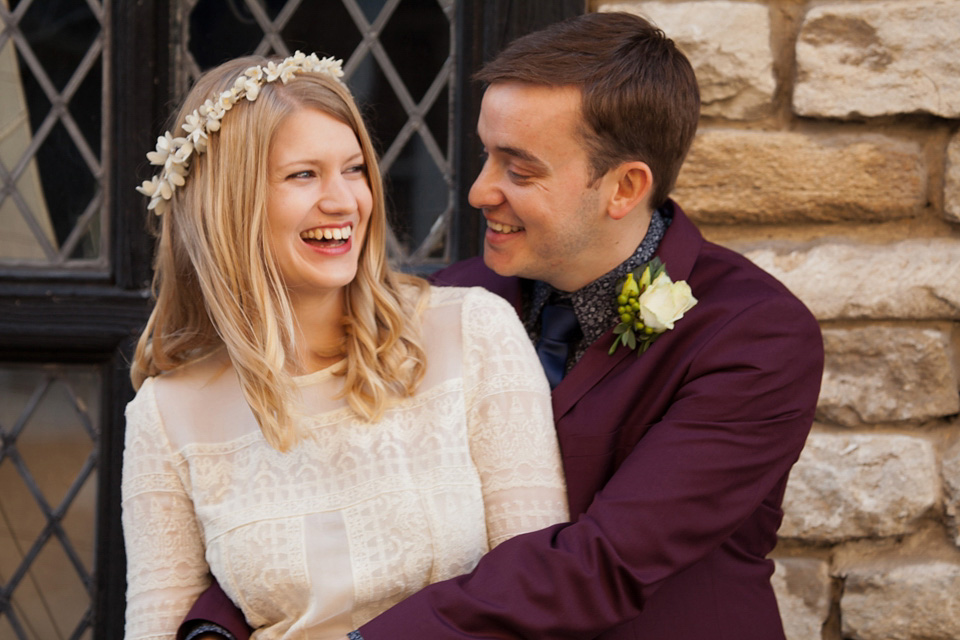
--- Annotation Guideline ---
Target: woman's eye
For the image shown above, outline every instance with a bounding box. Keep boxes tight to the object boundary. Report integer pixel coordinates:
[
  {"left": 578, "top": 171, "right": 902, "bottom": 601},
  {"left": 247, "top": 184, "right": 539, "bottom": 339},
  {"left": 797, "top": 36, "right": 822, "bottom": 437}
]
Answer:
[
  {"left": 289, "top": 170, "right": 313, "bottom": 179},
  {"left": 345, "top": 164, "right": 366, "bottom": 175}
]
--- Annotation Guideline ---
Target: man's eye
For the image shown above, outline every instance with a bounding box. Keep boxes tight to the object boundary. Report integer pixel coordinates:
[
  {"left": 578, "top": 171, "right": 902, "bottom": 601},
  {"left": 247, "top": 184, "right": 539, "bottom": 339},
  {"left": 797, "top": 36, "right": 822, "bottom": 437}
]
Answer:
[{"left": 507, "top": 169, "right": 530, "bottom": 182}]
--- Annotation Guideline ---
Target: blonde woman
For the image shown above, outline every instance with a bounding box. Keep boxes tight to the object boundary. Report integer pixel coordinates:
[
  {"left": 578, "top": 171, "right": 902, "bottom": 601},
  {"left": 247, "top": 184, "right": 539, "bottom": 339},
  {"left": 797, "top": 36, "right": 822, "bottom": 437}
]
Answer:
[{"left": 122, "top": 53, "right": 567, "bottom": 640}]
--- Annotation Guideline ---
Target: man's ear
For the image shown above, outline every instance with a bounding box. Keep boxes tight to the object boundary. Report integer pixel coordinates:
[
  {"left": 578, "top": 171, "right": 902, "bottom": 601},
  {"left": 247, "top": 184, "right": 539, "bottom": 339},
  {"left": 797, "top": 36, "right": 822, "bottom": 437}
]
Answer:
[{"left": 606, "top": 162, "right": 653, "bottom": 221}]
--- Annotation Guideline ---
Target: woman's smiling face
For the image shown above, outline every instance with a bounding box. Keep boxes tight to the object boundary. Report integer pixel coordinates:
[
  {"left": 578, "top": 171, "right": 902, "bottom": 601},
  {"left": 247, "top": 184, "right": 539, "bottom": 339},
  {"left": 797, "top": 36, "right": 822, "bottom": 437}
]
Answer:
[{"left": 265, "top": 107, "right": 372, "bottom": 301}]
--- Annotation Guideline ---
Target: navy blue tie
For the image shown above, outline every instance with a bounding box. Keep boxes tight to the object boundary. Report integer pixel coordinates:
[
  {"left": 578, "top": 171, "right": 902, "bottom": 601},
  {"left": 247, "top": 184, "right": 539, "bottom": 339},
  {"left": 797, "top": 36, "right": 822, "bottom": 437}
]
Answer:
[{"left": 536, "top": 302, "right": 582, "bottom": 389}]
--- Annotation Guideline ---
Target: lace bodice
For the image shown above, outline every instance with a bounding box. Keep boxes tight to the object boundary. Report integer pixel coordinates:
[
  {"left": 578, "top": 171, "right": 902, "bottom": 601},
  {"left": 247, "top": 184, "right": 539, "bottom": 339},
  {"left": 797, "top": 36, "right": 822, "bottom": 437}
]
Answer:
[{"left": 122, "top": 286, "right": 568, "bottom": 639}]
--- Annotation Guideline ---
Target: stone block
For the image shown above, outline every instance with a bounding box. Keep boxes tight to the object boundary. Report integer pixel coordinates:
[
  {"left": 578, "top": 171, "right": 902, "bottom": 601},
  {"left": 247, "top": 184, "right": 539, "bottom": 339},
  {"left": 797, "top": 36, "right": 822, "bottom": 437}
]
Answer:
[
  {"left": 794, "top": 0, "right": 960, "bottom": 118},
  {"left": 744, "top": 239, "right": 960, "bottom": 320},
  {"left": 841, "top": 561, "right": 960, "bottom": 639},
  {"left": 946, "top": 132, "right": 960, "bottom": 224},
  {"left": 674, "top": 130, "right": 925, "bottom": 224},
  {"left": 818, "top": 327, "right": 959, "bottom": 426},
  {"left": 943, "top": 438, "right": 960, "bottom": 547},
  {"left": 599, "top": 1, "right": 775, "bottom": 119},
  {"left": 772, "top": 558, "right": 831, "bottom": 640},
  {"left": 781, "top": 433, "right": 938, "bottom": 542}
]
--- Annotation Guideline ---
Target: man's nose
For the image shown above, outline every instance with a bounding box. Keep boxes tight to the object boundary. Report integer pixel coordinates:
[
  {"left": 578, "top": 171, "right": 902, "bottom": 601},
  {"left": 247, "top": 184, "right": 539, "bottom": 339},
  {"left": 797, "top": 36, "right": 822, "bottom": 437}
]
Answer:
[{"left": 468, "top": 158, "right": 502, "bottom": 211}]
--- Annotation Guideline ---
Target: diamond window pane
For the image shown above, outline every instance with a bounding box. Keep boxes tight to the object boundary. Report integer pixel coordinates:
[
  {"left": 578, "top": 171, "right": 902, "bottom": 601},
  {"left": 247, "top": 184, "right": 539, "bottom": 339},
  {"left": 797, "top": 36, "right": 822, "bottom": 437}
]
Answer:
[
  {"left": 0, "top": 467, "right": 48, "bottom": 588},
  {"left": 190, "top": 0, "right": 287, "bottom": 69},
  {"left": 424, "top": 80, "right": 448, "bottom": 155},
  {"left": 0, "top": 0, "right": 106, "bottom": 267},
  {"left": 16, "top": 0, "right": 99, "bottom": 92},
  {"left": 35, "top": 121, "right": 98, "bottom": 248},
  {"left": 350, "top": 53, "right": 408, "bottom": 158},
  {"left": 356, "top": 0, "right": 390, "bottom": 23},
  {"left": 0, "top": 364, "right": 101, "bottom": 640},
  {"left": 380, "top": 0, "right": 449, "bottom": 102},
  {"left": 386, "top": 134, "right": 448, "bottom": 254},
  {"left": 8, "top": 540, "right": 91, "bottom": 639},
  {"left": 69, "top": 56, "right": 103, "bottom": 159},
  {"left": 281, "top": 1, "right": 362, "bottom": 59}
]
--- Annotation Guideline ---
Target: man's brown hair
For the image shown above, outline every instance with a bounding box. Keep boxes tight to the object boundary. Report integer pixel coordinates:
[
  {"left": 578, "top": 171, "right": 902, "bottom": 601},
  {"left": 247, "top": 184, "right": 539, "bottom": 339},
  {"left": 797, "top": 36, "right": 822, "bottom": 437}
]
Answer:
[{"left": 475, "top": 11, "right": 700, "bottom": 209}]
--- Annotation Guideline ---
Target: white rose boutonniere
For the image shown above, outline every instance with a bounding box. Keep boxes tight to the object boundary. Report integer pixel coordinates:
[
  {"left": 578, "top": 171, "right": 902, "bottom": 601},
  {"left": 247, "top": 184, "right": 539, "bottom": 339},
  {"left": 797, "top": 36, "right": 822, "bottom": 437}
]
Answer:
[
  {"left": 640, "top": 273, "right": 697, "bottom": 331},
  {"left": 609, "top": 258, "right": 697, "bottom": 356}
]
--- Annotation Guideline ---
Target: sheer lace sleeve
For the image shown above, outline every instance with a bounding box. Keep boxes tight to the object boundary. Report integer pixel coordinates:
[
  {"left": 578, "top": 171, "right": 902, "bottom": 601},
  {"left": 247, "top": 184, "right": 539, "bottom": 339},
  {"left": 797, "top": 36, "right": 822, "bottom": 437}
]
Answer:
[
  {"left": 461, "top": 289, "right": 569, "bottom": 547},
  {"left": 122, "top": 379, "right": 211, "bottom": 640}
]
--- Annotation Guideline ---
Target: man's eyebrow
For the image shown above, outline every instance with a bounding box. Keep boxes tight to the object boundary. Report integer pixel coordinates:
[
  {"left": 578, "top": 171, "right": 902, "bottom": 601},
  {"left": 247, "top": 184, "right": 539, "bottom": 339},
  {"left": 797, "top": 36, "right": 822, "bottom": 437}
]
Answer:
[{"left": 495, "top": 145, "right": 550, "bottom": 173}]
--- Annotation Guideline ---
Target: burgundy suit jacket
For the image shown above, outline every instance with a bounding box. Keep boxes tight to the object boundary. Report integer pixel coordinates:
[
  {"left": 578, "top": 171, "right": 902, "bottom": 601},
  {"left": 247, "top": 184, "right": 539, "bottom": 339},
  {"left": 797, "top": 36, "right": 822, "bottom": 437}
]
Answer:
[{"left": 178, "top": 202, "right": 823, "bottom": 640}]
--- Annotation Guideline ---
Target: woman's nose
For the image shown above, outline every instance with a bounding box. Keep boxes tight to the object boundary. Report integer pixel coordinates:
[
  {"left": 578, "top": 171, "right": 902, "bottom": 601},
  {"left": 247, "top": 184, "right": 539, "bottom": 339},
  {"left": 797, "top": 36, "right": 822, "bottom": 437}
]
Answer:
[{"left": 318, "top": 175, "right": 355, "bottom": 214}]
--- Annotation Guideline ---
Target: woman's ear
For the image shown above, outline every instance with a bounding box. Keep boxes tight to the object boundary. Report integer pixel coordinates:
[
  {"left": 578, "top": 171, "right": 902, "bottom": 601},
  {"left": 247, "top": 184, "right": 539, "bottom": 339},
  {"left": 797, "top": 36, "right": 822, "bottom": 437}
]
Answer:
[{"left": 606, "top": 161, "right": 653, "bottom": 220}]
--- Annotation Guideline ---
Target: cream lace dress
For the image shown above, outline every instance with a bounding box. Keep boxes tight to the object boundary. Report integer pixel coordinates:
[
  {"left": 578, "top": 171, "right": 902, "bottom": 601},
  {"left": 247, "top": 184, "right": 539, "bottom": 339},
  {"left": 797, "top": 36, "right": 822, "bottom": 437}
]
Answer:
[{"left": 121, "top": 285, "right": 568, "bottom": 640}]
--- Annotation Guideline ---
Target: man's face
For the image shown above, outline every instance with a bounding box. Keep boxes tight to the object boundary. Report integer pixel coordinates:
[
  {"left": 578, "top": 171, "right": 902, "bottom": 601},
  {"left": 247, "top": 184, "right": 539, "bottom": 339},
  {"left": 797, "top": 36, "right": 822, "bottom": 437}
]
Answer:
[{"left": 469, "top": 82, "right": 616, "bottom": 292}]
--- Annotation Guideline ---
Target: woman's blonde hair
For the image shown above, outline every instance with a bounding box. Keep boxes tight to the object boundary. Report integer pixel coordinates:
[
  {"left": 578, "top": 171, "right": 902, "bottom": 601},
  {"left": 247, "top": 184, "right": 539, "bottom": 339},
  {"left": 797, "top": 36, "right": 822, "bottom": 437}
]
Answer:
[{"left": 131, "top": 55, "right": 428, "bottom": 451}]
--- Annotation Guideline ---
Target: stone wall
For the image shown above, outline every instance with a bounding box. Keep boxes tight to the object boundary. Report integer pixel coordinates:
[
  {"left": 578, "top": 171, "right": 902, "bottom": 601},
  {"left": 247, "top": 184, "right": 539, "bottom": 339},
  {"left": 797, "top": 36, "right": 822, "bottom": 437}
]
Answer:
[{"left": 594, "top": 1, "right": 960, "bottom": 638}]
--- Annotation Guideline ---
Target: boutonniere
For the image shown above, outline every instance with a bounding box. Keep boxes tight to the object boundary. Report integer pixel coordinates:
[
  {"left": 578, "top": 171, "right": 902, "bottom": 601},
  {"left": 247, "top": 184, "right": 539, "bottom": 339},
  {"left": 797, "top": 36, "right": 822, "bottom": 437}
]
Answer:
[{"left": 609, "top": 257, "right": 698, "bottom": 356}]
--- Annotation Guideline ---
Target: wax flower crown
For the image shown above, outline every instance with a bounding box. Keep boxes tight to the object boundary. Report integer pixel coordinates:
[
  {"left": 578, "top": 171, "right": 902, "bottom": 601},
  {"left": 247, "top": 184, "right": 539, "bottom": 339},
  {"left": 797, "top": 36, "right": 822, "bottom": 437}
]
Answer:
[{"left": 136, "top": 51, "right": 345, "bottom": 215}]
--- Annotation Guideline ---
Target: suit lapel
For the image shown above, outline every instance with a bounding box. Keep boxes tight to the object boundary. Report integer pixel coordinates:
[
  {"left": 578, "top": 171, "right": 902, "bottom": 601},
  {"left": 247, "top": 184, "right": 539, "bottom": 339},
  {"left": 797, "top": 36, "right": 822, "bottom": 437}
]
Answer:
[
  {"left": 551, "top": 201, "right": 704, "bottom": 421},
  {"left": 552, "top": 330, "right": 633, "bottom": 419}
]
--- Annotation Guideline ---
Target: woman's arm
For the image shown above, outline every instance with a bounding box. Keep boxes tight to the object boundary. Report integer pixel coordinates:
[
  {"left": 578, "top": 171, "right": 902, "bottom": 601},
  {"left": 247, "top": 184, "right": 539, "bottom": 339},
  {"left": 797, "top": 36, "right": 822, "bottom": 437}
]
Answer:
[
  {"left": 461, "top": 289, "right": 569, "bottom": 547},
  {"left": 123, "top": 380, "right": 212, "bottom": 640}
]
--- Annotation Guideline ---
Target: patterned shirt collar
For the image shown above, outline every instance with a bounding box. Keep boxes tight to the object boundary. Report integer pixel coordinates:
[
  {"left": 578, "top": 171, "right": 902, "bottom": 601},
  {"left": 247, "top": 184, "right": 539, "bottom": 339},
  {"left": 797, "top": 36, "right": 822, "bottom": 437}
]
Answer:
[{"left": 524, "top": 207, "right": 669, "bottom": 365}]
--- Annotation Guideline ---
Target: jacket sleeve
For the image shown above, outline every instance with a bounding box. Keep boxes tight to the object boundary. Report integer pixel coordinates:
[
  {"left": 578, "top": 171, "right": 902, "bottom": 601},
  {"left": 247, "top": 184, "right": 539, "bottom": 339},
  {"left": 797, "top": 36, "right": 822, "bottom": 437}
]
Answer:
[
  {"left": 357, "top": 293, "right": 823, "bottom": 639},
  {"left": 176, "top": 577, "right": 252, "bottom": 640}
]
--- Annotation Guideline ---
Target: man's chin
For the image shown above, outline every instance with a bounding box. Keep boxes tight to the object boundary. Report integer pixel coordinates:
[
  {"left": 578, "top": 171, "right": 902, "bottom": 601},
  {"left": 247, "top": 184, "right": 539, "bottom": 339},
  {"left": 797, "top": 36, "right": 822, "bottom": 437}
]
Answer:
[{"left": 481, "top": 245, "right": 517, "bottom": 278}]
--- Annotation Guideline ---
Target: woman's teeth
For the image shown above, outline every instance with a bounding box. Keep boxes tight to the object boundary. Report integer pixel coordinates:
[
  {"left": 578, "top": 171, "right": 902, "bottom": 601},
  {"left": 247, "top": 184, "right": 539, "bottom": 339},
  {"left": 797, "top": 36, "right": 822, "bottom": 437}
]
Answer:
[{"left": 300, "top": 226, "right": 353, "bottom": 241}]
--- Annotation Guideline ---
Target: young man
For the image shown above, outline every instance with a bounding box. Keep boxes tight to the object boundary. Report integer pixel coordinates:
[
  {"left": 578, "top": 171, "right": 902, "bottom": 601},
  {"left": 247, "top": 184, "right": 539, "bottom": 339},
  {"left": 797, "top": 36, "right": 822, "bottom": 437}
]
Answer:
[{"left": 180, "top": 11, "right": 823, "bottom": 640}]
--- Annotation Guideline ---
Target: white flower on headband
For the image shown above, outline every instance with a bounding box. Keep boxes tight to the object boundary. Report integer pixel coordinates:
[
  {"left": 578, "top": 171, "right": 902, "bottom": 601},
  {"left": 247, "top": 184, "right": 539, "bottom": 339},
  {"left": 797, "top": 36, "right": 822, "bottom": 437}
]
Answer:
[{"left": 136, "top": 51, "right": 345, "bottom": 215}]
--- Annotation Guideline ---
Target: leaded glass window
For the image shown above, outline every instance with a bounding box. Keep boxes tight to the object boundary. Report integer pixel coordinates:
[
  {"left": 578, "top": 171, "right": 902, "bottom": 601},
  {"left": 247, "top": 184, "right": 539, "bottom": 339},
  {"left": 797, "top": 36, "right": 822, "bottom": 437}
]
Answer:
[
  {"left": 0, "top": 364, "right": 101, "bottom": 640},
  {"left": 0, "top": 0, "right": 108, "bottom": 270}
]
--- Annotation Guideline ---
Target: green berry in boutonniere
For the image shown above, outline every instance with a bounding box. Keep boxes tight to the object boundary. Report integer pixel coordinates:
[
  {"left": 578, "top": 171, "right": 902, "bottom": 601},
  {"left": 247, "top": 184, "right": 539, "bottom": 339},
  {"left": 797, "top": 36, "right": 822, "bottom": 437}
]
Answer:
[{"left": 609, "top": 257, "right": 698, "bottom": 356}]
